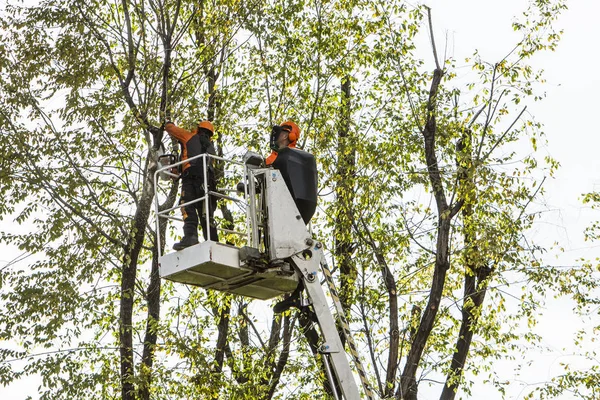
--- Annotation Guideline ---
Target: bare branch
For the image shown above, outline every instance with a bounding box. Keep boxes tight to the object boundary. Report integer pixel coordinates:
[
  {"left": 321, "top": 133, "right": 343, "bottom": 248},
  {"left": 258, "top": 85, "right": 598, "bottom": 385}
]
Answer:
[
  {"left": 425, "top": 6, "right": 441, "bottom": 70},
  {"left": 480, "top": 105, "right": 528, "bottom": 162},
  {"left": 359, "top": 265, "right": 384, "bottom": 396},
  {"left": 476, "top": 64, "right": 499, "bottom": 161},
  {"left": 239, "top": 304, "right": 267, "bottom": 352}
]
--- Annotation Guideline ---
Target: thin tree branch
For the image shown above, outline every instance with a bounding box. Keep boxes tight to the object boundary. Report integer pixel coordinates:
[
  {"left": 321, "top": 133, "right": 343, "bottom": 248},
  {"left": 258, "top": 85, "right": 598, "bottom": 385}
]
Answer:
[{"left": 425, "top": 6, "right": 441, "bottom": 71}]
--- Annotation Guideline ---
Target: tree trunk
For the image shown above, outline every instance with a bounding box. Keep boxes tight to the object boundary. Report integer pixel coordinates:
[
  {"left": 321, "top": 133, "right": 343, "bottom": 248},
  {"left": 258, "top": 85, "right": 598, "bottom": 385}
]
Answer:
[
  {"left": 138, "top": 172, "right": 178, "bottom": 400},
  {"left": 359, "top": 220, "right": 399, "bottom": 397},
  {"left": 335, "top": 76, "right": 356, "bottom": 321},
  {"left": 264, "top": 315, "right": 293, "bottom": 400},
  {"left": 398, "top": 218, "right": 451, "bottom": 400},
  {"left": 440, "top": 134, "right": 491, "bottom": 400},
  {"left": 398, "top": 67, "right": 462, "bottom": 400},
  {"left": 120, "top": 150, "right": 157, "bottom": 400},
  {"left": 213, "top": 297, "right": 232, "bottom": 373},
  {"left": 439, "top": 263, "right": 491, "bottom": 400}
]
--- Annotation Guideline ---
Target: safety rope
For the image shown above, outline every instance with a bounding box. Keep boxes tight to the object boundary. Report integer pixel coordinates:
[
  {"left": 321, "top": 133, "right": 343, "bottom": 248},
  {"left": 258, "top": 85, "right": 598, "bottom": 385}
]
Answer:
[{"left": 320, "top": 257, "right": 375, "bottom": 400}]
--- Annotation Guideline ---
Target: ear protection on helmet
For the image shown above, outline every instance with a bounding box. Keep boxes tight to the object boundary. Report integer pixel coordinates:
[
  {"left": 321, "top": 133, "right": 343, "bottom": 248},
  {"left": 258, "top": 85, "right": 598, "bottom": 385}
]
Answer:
[
  {"left": 280, "top": 120, "right": 299, "bottom": 143},
  {"left": 270, "top": 121, "right": 300, "bottom": 150},
  {"left": 282, "top": 126, "right": 297, "bottom": 142}
]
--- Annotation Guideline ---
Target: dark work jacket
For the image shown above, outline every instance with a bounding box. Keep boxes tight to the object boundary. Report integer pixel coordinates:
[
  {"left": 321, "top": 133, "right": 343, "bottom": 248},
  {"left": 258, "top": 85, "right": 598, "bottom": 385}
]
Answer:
[{"left": 165, "top": 123, "right": 216, "bottom": 176}]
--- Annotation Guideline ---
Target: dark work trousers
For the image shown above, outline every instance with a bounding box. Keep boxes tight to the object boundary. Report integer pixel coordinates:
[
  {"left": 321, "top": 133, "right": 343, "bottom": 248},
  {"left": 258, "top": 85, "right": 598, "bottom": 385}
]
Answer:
[{"left": 180, "top": 171, "right": 219, "bottom": 241}]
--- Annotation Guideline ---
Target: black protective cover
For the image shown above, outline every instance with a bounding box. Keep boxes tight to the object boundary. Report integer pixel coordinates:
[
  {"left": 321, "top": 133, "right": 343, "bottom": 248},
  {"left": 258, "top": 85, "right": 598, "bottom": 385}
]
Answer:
[{"left": 272, "top": 148, "right": 318, "bottom": 224}]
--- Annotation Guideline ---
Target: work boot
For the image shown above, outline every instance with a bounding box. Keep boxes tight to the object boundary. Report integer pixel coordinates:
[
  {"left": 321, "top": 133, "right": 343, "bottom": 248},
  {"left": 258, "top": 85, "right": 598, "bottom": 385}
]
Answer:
[{"left": 173, "top": 235, "right": 199, "bottom": 251}]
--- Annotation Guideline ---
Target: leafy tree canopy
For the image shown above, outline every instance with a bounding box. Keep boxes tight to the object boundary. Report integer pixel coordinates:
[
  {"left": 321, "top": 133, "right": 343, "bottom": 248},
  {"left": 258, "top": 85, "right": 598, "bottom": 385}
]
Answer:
[{"left": 2, "top": 0, "right": 589, "bottom": 399}]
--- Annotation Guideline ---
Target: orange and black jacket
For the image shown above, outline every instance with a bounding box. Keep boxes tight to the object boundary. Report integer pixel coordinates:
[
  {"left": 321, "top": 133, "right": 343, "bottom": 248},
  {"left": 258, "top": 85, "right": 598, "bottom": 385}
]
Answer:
[{"left": 165, "top": 123, "right": 216, "bottom": 174}]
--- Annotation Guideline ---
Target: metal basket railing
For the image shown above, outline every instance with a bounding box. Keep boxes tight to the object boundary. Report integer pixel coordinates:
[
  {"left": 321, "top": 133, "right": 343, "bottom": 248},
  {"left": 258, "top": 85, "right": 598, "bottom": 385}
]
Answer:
[{"left": 153, "top": 152, "right": 262, "bottom": 258}]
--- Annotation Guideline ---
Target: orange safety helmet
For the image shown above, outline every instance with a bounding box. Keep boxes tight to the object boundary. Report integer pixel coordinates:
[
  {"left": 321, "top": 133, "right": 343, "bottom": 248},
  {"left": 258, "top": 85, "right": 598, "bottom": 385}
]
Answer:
[
  {"left": 198, "top": 120, "right": 214, "bottom": 135},
  {"left": 280, "top": 120, "right": 300, "bottom": 143}
]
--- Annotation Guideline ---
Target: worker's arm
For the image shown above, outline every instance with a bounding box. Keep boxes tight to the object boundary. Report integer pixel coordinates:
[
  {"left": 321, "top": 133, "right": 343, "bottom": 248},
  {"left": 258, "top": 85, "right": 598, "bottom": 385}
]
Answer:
[
  {"left": 199, "top": 132, "right": 217, "bottom": 156},
  {"left": 165, "top": 122, "right": 192, "bottom": 142},
  {"left": 265, "top": 151, "right": 277, "bottom": 166},
  {"left": 206, "top": 141, "right": 217, "bottom": 156}
]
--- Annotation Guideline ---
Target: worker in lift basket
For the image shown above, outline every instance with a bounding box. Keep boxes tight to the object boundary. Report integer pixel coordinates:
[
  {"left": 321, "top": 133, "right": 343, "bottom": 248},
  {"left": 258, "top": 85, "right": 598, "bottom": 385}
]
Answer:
[
  {"left": 265, "top": 120, "right": 317, "bottom": 226},
  {"left": 265, "top": 120, "right": 300, "bottom": 165},
  {"left": 165, "top": 120, "right": 219, "bottom": 250}
]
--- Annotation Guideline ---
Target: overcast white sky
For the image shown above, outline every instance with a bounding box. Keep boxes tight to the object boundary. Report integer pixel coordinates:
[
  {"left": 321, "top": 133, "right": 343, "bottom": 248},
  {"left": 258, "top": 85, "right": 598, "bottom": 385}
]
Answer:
[{"left": 2, "top": 0, "right": 599, "bottom": 399}]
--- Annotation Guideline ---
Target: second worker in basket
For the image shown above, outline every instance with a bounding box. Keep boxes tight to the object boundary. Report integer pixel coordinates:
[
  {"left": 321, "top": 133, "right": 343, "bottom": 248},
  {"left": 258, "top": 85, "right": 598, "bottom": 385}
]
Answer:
[{"left": 165, "top": 120, "right": 219, "bottom": 250}]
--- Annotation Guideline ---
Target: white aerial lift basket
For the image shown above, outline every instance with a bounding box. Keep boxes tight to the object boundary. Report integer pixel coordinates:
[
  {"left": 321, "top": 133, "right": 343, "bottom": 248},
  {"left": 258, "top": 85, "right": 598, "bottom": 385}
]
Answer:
[
  {"left": 154, "top": 151, "right": 299, "bottom": 300},
  {"left": 153, "top": 150, "right": 364, "bottom": 400},
  {"left": 159, "top": 240, "right": 298, "bottom": 299}
]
